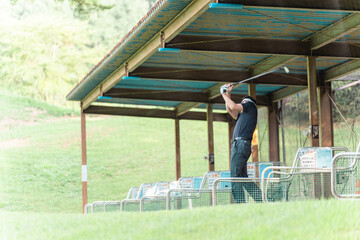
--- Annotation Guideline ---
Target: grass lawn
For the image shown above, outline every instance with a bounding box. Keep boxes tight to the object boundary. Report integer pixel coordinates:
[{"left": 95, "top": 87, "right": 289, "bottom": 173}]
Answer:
[{"left": 2, "top": 200, "right": 360, "bottom": 240}]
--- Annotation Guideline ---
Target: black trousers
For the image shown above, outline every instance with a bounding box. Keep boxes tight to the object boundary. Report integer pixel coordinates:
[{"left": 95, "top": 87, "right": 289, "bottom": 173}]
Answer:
[{"left": 230, "top": 139, "right": 262, "bottom": 203}]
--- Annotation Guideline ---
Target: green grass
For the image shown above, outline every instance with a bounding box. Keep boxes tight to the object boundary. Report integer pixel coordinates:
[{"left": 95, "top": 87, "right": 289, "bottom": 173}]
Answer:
[
  {"left": 0, "top": 89, "right": 230, "bottom": 213},
  {"left": 1, "top": 89, "right": 360, "bottom": 239},
  {"left": 2, "top": 200, "right": 360, "bottom": 240}
]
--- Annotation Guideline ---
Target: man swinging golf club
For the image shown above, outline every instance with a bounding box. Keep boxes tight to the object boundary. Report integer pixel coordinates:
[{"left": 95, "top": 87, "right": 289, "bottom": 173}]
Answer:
[{"left": 221, "top": 84, "right": 262, "bottom": 203}]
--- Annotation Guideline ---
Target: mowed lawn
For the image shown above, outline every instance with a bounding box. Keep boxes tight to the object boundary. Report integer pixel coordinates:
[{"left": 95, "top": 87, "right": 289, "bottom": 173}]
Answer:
[{"left": 2, "top": 200, "right": 360, "bottom": 240}]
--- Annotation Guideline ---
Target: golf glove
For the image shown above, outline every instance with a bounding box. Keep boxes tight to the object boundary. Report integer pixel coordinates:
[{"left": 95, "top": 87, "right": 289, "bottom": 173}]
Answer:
[{"left": 220, "top": 85, "right": 228, "bottom": 94}]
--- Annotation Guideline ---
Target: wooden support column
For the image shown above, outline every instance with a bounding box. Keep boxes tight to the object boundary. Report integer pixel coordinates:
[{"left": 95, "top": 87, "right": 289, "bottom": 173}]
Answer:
[
  {"left": 307, "top": 56, "right": 320, "bottom": 147},
  {"left": 81, "top": 104, "right": 88, "bottom": 213},
  {"left": 207, "top": 104, "right": 215, "bottom": 171},
  {"left": 228, "top": 117, "right": 236, "bottom": 167},
  {"left": 307, "top": 57, "right": 324, "bottom": 199},
  {"left": 248, "top": 83, "right": 259, "bottom": 163},
  {"left": 175, "top": 118, "right": 181, "bottom": 180},
  {"left": 268, "top": 102, "right": 280, "bottom": 162},
  {"left": 320, "top": 83, "right": 334, "bottom": 147},
  {"left": 319, "top": 83, "right": 334, "bottom": 199}
]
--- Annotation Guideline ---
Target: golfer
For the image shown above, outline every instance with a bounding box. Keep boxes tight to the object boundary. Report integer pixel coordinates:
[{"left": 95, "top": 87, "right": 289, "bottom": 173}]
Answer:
[{"left": 221, "top": 84, "right": 262, "bottom": 203}]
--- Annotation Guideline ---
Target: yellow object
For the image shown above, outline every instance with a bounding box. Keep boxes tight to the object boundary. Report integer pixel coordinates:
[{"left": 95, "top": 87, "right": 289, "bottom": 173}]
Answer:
[{"left": 252, "top": 128, "right": 258, "bottom": 145}]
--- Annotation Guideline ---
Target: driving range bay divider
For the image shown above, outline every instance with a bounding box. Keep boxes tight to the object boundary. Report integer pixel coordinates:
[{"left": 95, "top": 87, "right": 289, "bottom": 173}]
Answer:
[{"left": 84, "top": 142, "right": 360, "bottom": 213}]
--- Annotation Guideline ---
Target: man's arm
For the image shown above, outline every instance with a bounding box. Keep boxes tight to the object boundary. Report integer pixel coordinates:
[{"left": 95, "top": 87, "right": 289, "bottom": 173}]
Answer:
[
  {"left": 225, "top": 98, "right": 238, "bottom": 120},
  {"left": 221, "top": 84, "right": 243, "bottom": 119}
]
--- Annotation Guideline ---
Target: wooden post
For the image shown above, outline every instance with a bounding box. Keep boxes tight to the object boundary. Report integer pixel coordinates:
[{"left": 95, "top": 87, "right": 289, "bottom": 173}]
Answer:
[
  {"left": 320, "top": 82, "right": 334, "bottom": 199},
  {"left": 307, "top": 56, "right": 322, "bottom": 199},
  {"left": 248, "top": 83, "right": 259, "bottom": 163},
  {"left": 81, "top": 104, "right": 88, "bottom": 213},
  {"left": 307, "top": 56, "right": 320, "bottom": 147},
  {"left": 268, "top": 102, "right": 280, "bottom": 162},
  {"left": 280, "top": 100, "right": 286, "bottom": 165},
  {"left": 228, "top": 117, "right": 236, "bottom": 168},
  {"left": 175, "top": 118, "right": 181, "bottom": 180},
  {"left": 320, "top": 82, "right": 334, "bottom": 147},
  {"left": 207, "top": 104, "right": 215, "bottom": 171}
]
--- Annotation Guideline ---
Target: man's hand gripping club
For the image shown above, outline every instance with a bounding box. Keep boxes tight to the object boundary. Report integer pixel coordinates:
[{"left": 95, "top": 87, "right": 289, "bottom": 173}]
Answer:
[
  {"left": 220, "top": 83, "right": 234, "bottom": 95},
  {"left": 220, "top": 84, "right": 242, "bottom": 119}
]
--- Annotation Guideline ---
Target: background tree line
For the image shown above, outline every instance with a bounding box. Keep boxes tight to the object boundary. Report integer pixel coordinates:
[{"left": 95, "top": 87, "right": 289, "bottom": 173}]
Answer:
[{"left": 0, "top": 0, "right": 155, "bottom": 105}]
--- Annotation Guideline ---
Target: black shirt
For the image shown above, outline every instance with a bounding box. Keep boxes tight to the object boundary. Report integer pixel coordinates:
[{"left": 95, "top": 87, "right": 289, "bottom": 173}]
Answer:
[{"left": 232, "top": 101, "right": 258, "bottom": 140}]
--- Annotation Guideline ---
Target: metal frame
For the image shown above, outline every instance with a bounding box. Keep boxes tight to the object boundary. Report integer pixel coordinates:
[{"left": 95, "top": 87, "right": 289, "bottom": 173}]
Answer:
[
  {"left": 104, "top": 201, "right": 121, "bottom": 212},
  {"left": 262, "top": 167, "right": 331, "bottom": 202},
  {"left": 166, "top": 188, "right": 213, "bottom": 210},
  {"left": 212, "top": 177, "right": 262, "bottom": 206},
  {"left": 331, "top": 152, "right": 360, "bottom": 199},
  {"left": 84, "top": 203, "right": 92, "bottom": 214},
  {"left": 91, "top": 201, "right": 108, "bottom": 213},
  {"left": 165, "top": 171, "right": 230, "bottom": 210},
  {"left": 121, "top": 183, "right": 155, "bottom": 212}
]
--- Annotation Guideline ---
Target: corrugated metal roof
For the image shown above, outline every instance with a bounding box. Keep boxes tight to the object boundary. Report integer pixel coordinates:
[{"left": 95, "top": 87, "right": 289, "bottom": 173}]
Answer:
[
  {"left": 67, "top": 0, "right": 193, "bottom": 101},
  {"left": 67, "top": 0, "right": 360, "bottom": 112}
]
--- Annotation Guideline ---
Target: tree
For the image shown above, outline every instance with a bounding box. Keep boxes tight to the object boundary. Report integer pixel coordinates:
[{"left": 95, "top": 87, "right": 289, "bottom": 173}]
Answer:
[{"left": 9, "top": 0, "right": 114, "bottom": 19}]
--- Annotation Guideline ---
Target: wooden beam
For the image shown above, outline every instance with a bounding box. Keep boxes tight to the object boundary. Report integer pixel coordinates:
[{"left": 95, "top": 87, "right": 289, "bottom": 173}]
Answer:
[
  {"left": 176, "top": 102, "right": 202, "bottom": 116},
  {"left": 132, "top": 66, "right": 251, "bottom": 82},
  {"left": 175, "top": 118, "right": 181, "bottom": 180},
  {"left": 270, "top": 86, "right": 307, "bottom": 102},
  {"left": 218, "top": 0, "right": 360, "bottom": 11},
  {"left": 322, "top": 59, "right": 360, "bottom": 81},
  {"left": 314, "top": 41, "right": 360, "bottom": 59},
  {"left": 320, "top": 83, "right": 334, "bottom": 147},
  {"left": 307, "top": 56, "right": 320, "bottom": 147},
  {"left": 105, "top": 88, "right": 211, "bottom": 103},
  {"left": 105, "top": 88, "right": 271, "bottom": 105},
  {"left": 207, "top": 104, "right": 215, "bottom": 171},
  {"left": 80, "top": 105, "right": 87, "bottom": 213},
  {"left": 168, "top": 36, "right": 360, "bottom": 59},
  {"left": 268, "top": 102, "right": 280, "bottom": 162},
  {"left": 306, "top": 13, "right": 360, "bottom": 50},
  {"left": 81, "top": 0, "right": 212, "bottom": 109},
  {"left": 131, "top": 66, "right": 308, "bottom": 85},
  {"left": 181, "top": 111, "right": 228, "bottom": 122},
  {"left": 212, "top": 94, "right": 270, "bottom": 106},
  {"left": 248, "top": 83, "right": 256, "bottom": 99},
  {"left": 83, "top": 105, "right": 228, "bottom": 122},
  {"left": 251, "top": 56, "right": 297, "bottom": 77},
  {"left": 168, "top": 36, "right": 310, "bottom": 56}
]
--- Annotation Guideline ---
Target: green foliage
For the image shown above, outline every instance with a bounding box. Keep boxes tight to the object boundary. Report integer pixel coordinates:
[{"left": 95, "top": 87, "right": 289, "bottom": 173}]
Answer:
[
  {"left": 332, "top": 80, "right": 360, "bottom": 123},
  {"left": 0, "top": 0, "right": 105, "bottom": 105},
  {"left": 10, "top": 0, "right": 114, "bottom": 19},
  {"left": 0, "top": 0, "right": 152, "bottom": 106},
  {"left": 87, "top": 0, "right": 150, "bottom": 48}
]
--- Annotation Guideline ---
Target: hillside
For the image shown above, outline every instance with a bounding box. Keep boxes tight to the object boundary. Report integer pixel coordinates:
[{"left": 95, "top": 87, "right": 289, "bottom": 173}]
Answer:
[{"left": 0, "top": 89, "right": 230, "bottom": 213}]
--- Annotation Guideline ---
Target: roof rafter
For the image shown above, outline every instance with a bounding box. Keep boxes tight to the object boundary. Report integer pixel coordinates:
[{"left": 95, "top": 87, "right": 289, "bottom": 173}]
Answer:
[
  {"left": 305, "top": 13, "right": 360, "bottom": 50},
  {"left": 270, "top": 86, "right": 307, "bottom": 102},
  {"left": 322, "top": 59, "right": 360, "bottom": 81},
  {"left": 84, "top": 105, "right": 229, "bottom": 122},
  {"left": 104, "top": 88, "right": 270, "bottom": 106},
  {"left": 131, "top": 66, "right": 308, "bottom": 85},
  {"left": 81, "top": 0, "right": 212, "bottom": 109},
  {"left": 167, "top": 36, "right": 360, "bottom": 59}
]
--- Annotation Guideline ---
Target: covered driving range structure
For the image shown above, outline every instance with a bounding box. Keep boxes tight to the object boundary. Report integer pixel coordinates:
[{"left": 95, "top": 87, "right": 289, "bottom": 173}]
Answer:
[{"left": 66, "top": 0, "right": 360, "bottom": 211}]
